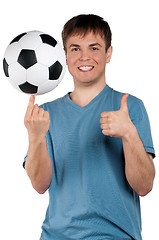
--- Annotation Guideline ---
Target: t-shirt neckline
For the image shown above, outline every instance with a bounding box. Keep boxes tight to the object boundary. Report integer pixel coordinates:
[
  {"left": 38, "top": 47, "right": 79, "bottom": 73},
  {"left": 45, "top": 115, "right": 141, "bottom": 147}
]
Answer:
[{"left": 65, "top": 84, "right": 111, "bottom": 111}]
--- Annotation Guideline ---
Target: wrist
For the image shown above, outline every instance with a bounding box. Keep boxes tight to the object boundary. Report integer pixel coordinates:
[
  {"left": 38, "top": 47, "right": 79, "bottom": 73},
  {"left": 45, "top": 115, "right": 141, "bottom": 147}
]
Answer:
[
  {"left": 28, "top": 134, "right": 46, "bottom": 147},
  {"left": 122, "top": 123, "right": 137, "bottom": 142}
]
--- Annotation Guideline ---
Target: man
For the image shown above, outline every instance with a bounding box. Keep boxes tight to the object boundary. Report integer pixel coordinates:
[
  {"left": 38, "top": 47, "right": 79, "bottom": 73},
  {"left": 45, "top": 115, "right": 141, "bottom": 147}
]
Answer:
[{"left": 23, "top": 14, "right": 155, "bottom": 240}]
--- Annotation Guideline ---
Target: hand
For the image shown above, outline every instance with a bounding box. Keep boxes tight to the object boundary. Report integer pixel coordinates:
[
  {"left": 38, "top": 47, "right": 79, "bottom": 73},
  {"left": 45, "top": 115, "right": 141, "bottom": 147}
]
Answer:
[
  {"left": 24, "top": 96, "right": 50, "bottom": 143},
  {"left": 100, "top": 94, "right": 134, "bottom": 138}
]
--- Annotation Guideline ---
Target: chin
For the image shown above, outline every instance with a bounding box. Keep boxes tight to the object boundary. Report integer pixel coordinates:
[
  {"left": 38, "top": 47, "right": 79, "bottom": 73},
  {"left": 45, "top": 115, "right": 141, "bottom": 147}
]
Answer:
[{"left": 78, "top": 79, "right": 95, "bottom": 85}]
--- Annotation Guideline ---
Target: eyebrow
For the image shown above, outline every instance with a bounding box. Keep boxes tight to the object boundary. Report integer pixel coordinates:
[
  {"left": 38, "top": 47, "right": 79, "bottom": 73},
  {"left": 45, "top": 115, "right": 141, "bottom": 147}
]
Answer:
[
  {"left": 68, "top": 43, "right": 102, "bottom": 49},
  {"left": 69, "top": 44, "right": 80, "bottom": 49},
  {"left": 89, "top": 43, "right": 102, "bottom": 47}
]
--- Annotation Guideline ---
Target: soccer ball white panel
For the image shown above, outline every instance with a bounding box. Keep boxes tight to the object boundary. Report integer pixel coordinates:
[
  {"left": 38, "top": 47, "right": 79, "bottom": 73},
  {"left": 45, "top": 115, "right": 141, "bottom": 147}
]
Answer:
[
  {"left": 35, "top": 44, "right": 57, "bottom": 67},
  {"left": 54, "top": 43, "right": 66, "bottom": 65},
  {"left": 9, "top": 62, "right": 27, "bottom": 85},
  {"left": 54, "top": 45, "right": 66, "bottom": 75},
  {"left": 27, "top": 63, "right": 49, "bottom": 86},
  {"left": 19, "top": 31, "right": 43, "bottom": 50},
  {"left": 38, "top": 80, "right": 59, "bottom": 95},
  {"left": 28, "top": 30, "right": 43, "bottom": 36},
  {"left": 8, "top": 77, "right": 24, "bottom": 92},
  {"left": 4, "top": 42, "right": 21, "bottom": 64}
]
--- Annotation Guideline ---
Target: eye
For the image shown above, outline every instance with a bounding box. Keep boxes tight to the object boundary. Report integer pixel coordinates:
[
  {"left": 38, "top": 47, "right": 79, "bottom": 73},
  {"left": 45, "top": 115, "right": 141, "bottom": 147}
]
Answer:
[
  {"left": 92, "top": 47, "right": 98, "bottom": 51},
  {"left": 72, "top": 48, "right": 79, "bottom": 52}
]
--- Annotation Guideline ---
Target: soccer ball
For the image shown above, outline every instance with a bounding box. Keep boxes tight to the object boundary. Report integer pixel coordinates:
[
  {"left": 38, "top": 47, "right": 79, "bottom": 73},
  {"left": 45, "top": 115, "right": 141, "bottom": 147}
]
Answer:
[{"left": 3, "top": 31, "right": 66, "bottom": 95}]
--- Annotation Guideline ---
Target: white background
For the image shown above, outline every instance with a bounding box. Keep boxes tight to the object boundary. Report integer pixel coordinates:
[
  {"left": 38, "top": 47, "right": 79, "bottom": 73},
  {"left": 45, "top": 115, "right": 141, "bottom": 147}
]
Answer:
[{"left": 0, "top": 0, "right": 158, "bottom": 239}]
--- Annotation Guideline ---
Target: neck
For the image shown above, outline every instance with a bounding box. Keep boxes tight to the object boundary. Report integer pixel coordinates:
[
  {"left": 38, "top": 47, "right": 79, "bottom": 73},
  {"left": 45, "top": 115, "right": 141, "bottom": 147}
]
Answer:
[{"left": 69, "top": 80, "right": 107, "bottom": 107}]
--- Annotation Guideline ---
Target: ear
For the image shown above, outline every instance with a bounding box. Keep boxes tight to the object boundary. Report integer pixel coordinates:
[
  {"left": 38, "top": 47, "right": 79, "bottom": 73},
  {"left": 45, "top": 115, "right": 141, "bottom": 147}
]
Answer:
[{"left": 106, "top": 46, "right": 113, "bottom": 63}]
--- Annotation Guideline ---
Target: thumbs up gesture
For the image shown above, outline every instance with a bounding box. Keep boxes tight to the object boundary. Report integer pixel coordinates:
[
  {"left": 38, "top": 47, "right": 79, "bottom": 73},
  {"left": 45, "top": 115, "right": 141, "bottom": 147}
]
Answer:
[{"left": 100, "top": 94, "right": 133, "bottom": 138}]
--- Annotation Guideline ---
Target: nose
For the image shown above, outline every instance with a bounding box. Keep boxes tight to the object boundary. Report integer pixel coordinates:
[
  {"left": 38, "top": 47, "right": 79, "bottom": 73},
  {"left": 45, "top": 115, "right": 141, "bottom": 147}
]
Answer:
[{"left": 79, "top": 49, "right": 90, "bottom": 61}]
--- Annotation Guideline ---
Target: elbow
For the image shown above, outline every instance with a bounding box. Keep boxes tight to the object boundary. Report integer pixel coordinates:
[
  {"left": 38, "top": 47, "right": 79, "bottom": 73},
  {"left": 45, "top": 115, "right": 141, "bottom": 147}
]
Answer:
[
  {"left": 36, "top": 189, "right": 47, "bottom": 194},
  {"left": 31, "top": 180, "right": 50, "bottom": 194},
  {"left": 137, "top": 183, "right": 154, "bottom": 197},
  {"left": 138, "top": 189, "right": 151, "bottom": 197},
  {"left": 25, "top": 164, "right": 51, "bottom": 194},
  {"left": 138, "top": 168, "right": 156, "bottom": 197},
  {"left": 33, "top": 184, "right": 49, "bottom": 194}
]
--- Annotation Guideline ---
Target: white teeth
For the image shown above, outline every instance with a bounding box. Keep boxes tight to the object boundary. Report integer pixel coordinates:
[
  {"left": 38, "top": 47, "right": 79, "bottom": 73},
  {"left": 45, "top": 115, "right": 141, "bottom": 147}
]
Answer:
[{"left": 78, "top": 66, "right": 94, "bottom": 71}]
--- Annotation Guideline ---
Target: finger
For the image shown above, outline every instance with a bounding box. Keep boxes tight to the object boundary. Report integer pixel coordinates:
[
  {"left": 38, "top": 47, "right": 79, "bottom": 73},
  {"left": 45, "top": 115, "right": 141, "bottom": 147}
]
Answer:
[
  {"left": 100, "top": 123, "right": 109, "bottom": 130},
  {"left": 38, "top": 107, "right": 45, "bottom": 117},
  {"left": 120, "top": 93, "right": 129, "bottom": 112},
  {"left": 32, "top": 104, "right": 39, "bottom": 119},
  {"left": 100, "top": 117, "right": 109, "bottom": 124},
  {"left": 100, "top": 111, "right": 111, "bottom": 118},
  {"left": 25, "top": 95, "right": 35, "bottom": 119},
  {"left": 44, "top": 111, "right": 50, "bottom": 120},
  {"left": 102, "top": 129, "right": 112, "bottom": 136}
]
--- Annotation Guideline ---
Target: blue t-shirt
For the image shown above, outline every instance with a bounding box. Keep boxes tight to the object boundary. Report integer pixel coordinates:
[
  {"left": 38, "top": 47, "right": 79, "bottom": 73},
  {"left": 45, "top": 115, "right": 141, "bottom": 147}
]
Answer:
[{"left": 24, "top": 85, "right": 155, "bottom": 240}]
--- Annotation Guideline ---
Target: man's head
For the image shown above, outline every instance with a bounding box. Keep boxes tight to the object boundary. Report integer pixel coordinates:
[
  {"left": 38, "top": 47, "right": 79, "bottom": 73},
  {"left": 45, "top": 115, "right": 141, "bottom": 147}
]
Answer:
[{"left": 62, "top": 14, "right": 112, "bottom": 53}]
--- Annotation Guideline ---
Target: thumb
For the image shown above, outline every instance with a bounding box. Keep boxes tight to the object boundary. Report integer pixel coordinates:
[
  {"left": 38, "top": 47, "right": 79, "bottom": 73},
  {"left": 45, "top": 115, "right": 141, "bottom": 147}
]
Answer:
[{"left": 120, "top": 93, "right": 129, "bottom": 112}]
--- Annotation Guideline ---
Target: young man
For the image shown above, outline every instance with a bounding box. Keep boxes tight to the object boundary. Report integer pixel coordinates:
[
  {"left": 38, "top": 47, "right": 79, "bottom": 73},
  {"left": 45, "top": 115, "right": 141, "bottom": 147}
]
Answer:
[{"left": 23, "top": 14, "right": 155, "bottom": 240}]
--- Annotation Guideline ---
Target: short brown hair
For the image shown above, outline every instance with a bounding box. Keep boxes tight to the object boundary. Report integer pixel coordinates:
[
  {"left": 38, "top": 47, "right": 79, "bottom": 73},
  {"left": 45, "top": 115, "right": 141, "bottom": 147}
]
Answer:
[{"left": 62, "top": 14, "right": 112, "bottom": 52}]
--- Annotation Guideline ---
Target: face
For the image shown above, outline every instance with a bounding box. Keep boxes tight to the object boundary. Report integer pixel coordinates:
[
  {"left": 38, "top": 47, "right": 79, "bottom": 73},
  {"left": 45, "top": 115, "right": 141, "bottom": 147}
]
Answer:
[{"left": 65, "top": 31, "right": 112, "bottom": 86}]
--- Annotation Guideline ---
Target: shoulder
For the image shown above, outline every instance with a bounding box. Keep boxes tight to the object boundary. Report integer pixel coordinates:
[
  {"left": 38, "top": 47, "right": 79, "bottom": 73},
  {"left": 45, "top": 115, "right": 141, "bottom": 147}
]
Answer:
[{"left": 39, "top": 94, "right": 67, "bottom": 112}]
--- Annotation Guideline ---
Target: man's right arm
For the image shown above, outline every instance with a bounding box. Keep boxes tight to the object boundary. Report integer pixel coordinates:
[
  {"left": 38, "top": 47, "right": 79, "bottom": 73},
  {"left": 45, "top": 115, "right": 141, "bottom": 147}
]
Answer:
[{"left": 24, "top": 96, "right": 52, "bottom": 194}]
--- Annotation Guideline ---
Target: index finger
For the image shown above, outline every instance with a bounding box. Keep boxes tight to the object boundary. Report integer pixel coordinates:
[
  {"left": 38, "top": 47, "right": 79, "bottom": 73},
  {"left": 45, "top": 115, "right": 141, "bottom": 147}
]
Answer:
[
  {"left": 25, "top": 95, "right": 35, "bottom": 119},
  {"left": 100, "top": 111, "right": 111, "bottom": 118}
]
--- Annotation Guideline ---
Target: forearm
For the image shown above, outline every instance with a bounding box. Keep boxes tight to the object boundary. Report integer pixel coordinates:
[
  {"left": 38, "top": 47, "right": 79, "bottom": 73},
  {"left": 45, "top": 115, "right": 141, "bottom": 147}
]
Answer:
[
  {"left": 122, "top": 124, "right": 155, "bottom": 196},
  {"left": 25, "top": 137, "right": 52, "bottom": 194}
]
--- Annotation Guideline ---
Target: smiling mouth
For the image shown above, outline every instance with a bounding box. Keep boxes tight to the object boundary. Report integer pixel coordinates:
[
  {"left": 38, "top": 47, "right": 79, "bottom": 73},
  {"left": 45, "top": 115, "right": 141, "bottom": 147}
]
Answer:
[{"left": 78, "top": 66, "right": 94, "bottom": 71}]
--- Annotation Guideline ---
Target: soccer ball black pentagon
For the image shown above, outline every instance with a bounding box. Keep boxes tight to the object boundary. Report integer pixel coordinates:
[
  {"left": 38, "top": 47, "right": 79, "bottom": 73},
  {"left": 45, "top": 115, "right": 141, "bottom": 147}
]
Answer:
[{"left": 3, "top": 31, "right": 66, "bottom": 95}]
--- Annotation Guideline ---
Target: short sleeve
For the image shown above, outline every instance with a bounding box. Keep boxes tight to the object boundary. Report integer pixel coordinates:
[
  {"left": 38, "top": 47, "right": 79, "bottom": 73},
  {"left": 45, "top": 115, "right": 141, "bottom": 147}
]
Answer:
[
  {"left": 129, "top": 97, "right": 155, "bottom": 158},
  {"left": 23, "top": 152, "right": 28, "bottom": 169}
]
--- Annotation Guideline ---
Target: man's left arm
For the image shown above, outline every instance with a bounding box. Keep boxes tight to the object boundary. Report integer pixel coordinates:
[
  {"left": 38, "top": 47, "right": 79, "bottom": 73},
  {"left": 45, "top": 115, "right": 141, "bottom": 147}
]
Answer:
[{"left": 100, "top": 93, "right": 155, "bottom": 196}]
